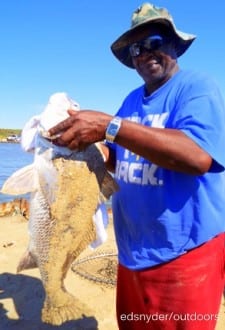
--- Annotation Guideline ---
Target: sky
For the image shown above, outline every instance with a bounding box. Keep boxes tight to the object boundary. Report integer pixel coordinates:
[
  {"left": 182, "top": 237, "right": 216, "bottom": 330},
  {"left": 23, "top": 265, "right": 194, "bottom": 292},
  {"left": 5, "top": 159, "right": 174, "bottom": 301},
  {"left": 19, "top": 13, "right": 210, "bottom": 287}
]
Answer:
[{"left": 0, "top": 0, "right": 225, "bottom": 129}]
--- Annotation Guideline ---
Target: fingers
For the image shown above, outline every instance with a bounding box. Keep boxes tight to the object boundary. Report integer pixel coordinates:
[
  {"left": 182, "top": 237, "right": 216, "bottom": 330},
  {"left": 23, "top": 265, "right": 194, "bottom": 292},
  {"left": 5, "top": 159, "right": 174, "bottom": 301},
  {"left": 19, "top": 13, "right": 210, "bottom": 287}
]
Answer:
[
  {"left": 54, "top": 133, "right": 89, "bottom": 151},
  {"left": 47, "top": 110, "right": 107, "bottom": 150},
  {"left": 47, "top": 112, "right": 87, "bottom": 150},
  {"left": 48, "top": 115, "right": 75, "bottom": 137},
  {"left": 68, "top": 109, "right": 77, "bottom": 116},
  {"left": 53, "top": 127, "right": 76, "bottom": 146}
]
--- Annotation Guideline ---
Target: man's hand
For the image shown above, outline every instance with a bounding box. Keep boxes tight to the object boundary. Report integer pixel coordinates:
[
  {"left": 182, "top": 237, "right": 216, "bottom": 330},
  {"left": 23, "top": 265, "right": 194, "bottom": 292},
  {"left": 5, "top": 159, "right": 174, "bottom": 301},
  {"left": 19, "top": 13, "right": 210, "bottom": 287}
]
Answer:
[{"left": 48, "top": 109, "right": 112, "bottom": 150}]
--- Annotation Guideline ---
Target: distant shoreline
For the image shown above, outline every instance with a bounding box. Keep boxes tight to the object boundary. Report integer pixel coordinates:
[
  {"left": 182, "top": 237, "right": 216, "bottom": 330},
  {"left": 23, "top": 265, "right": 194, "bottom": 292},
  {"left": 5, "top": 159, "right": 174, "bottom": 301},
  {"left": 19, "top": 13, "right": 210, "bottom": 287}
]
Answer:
[{"left": 0, "top": 140, "right": 20, "bottom": 143}]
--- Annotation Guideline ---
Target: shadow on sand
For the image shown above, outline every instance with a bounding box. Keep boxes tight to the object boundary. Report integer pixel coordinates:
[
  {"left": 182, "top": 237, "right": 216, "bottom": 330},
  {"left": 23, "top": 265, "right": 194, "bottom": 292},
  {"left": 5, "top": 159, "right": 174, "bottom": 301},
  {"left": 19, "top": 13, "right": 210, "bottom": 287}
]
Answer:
[{"left": 0, "top": 272, "right": 98, "bottom": 330}]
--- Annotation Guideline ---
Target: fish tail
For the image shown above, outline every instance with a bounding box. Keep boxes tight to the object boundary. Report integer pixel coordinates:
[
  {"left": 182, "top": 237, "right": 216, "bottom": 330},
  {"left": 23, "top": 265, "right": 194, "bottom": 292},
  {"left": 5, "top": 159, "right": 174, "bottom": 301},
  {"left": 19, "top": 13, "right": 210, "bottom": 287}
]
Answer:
[
  {"left": 17, "top": 250, "right": 38, "bottom": 272},
  {"left": 42, "top": 290, "right": 92, "bottom": 326}
]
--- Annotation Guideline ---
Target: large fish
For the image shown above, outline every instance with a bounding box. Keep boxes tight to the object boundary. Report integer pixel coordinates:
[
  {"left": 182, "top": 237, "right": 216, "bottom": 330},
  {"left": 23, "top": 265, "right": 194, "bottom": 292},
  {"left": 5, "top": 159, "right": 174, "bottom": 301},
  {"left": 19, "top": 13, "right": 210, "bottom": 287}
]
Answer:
[{"left": 1, "top": 93, "right": 118, "bottom": 326}]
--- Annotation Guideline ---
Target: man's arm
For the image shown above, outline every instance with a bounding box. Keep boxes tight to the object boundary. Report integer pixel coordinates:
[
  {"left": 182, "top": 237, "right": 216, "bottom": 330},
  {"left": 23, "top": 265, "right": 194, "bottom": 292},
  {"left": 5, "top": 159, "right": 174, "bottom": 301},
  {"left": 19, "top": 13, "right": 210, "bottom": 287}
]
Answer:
[{"left": 48, "top": 110, "right": 212, "bottom": 175}]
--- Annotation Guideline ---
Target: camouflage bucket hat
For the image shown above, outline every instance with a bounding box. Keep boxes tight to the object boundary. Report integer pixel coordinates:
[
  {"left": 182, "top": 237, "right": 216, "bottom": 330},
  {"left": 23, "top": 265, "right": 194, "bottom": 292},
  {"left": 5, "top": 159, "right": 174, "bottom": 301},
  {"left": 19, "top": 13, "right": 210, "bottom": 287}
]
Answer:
[{"left": 111, "top": 3, "right": 196, "bottom": 69}]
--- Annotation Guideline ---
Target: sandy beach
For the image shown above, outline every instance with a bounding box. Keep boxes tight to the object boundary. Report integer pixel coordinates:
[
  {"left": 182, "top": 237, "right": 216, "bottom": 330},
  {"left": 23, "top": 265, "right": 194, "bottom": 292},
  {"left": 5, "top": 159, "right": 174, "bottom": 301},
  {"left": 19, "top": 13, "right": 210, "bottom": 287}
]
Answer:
[{"left": 0, "top": 214, "right": 224, "bottom": 330}]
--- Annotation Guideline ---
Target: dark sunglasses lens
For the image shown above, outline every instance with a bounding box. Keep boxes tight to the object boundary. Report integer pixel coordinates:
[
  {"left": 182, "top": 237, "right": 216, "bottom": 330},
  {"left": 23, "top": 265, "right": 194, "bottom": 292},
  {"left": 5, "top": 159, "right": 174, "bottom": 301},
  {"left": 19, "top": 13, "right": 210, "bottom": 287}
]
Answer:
[
  {"left": 129, "top": 35, "right": 164, "bottom": 57},
  {"left": 144, "top": 36, "right": 163, "bottom": 50},
  {"left": 129, "top": 43, "right": 141, "bottom": 57}
]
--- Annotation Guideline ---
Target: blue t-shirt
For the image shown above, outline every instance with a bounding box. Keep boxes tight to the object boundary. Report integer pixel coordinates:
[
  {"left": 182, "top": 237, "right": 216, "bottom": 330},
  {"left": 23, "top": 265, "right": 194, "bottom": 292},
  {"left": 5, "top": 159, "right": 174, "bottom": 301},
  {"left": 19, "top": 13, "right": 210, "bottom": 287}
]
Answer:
[{"left": 110, "top": 70, "right": 225, "bottom": 270}]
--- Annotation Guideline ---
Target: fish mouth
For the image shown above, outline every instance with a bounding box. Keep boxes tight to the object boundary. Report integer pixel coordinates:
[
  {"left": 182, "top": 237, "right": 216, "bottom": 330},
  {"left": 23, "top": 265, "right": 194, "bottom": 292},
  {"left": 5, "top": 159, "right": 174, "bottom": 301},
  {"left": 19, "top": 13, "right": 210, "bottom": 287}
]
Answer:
[
  {"left": 41, "top": 130, "right": 61, "bottom": 140},
  {"left": 38, "top": 125, "right": 61, "bottom": 141}
]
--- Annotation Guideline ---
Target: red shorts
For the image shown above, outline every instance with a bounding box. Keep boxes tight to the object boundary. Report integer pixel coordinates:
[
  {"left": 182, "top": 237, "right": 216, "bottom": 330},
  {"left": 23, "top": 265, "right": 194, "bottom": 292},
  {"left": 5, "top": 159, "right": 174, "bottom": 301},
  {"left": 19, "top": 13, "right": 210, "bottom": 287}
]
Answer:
[{"left": 116, "top": 233, "right": 225, "bottom": 330}]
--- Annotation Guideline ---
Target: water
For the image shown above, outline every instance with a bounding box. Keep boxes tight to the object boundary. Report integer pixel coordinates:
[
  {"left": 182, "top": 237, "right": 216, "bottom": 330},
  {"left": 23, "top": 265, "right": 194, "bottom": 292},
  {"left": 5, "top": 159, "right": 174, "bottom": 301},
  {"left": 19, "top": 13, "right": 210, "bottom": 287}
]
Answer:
[
  {"left": 0, "top": 142, "right": 113, "bottom": 207},
  {"left": 0, "top": 143, "right": 33, "bottom": 203}
]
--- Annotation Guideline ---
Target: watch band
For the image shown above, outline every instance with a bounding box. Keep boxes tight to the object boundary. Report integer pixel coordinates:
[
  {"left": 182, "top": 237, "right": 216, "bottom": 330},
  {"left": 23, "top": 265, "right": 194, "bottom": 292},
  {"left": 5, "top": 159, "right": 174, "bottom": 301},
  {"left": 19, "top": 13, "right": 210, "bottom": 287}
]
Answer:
[{"left": 105, "top": 116, "right": 122, "bottom": 143}]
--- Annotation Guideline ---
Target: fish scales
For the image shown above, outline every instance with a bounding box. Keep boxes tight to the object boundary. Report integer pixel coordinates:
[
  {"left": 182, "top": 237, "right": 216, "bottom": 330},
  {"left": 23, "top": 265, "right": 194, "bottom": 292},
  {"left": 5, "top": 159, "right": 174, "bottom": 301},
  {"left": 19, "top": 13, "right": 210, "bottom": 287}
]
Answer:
[{"left": 40, "top": 158, "right": 99, "bottom": 324}]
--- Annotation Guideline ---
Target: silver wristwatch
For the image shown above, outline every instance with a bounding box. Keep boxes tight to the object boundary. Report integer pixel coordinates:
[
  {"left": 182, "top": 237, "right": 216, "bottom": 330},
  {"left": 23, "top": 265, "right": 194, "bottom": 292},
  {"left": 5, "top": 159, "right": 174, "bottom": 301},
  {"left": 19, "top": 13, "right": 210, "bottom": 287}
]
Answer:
[{"left": 105, "top": 116, "right": 122, "bottom": 143}]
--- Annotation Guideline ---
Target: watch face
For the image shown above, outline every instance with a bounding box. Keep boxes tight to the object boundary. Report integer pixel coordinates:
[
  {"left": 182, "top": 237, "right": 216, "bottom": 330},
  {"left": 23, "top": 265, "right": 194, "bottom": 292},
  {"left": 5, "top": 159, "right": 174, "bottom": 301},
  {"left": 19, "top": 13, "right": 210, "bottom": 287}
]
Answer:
[
  {"left": 110, "top": 124, "right": 118, "bottom": 134},
  {"left": 106, "top": 117, "right": 122, "bottom": 142}
]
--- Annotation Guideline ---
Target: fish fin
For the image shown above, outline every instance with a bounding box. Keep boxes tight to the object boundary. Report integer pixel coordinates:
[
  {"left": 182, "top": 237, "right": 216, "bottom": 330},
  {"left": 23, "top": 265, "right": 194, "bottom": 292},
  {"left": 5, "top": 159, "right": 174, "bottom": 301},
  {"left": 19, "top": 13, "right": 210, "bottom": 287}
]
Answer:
[
  {"left": 100, "top": 171, "right": 119, "bottom": 200},
  {"left": 17, "top": 250, "right": 38, "bottom": 272},
  {"left": 42, "top": 292, "right": 93, "bottom": 326},
  {"left": 1, "top": 164, "right": 38, "bottom": 195}
]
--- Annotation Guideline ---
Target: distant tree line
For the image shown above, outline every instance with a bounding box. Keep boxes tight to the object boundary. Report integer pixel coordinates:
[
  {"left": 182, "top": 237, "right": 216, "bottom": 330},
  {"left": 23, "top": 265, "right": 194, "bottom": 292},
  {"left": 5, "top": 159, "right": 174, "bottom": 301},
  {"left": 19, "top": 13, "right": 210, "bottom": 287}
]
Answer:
[{"left": 0, "top": 128, "right": 22, "bottom": 141}]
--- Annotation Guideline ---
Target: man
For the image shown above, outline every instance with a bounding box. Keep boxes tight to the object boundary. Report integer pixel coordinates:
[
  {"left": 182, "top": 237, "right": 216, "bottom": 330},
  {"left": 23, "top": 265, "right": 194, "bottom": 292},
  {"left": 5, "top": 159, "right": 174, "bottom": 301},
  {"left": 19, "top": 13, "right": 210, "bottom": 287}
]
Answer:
[{"left": 49, "top": 3, "right": 225, "bottom": 329}]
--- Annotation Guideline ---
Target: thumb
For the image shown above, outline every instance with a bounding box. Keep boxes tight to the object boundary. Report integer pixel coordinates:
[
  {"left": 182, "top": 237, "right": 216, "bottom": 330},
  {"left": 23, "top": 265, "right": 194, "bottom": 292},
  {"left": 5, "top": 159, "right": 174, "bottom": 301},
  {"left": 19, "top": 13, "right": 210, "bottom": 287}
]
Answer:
[{"left": 67, "top": 109, "right": 77, "bottom": 116}]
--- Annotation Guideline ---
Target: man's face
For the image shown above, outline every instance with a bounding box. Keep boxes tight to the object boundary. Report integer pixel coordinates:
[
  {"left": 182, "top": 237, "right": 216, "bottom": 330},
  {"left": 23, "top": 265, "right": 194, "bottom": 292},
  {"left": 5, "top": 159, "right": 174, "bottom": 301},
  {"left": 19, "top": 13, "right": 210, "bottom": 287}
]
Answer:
[{"left": 129, "top": 27, "right": 178, "bottom": 93}]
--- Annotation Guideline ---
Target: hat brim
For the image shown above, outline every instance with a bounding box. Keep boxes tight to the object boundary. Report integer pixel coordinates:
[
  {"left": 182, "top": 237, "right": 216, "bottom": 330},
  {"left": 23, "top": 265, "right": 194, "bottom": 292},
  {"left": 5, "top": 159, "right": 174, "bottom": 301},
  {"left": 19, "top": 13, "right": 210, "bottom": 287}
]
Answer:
[{"left": 111, "top": 18, "right": 196, "bottom": 69}]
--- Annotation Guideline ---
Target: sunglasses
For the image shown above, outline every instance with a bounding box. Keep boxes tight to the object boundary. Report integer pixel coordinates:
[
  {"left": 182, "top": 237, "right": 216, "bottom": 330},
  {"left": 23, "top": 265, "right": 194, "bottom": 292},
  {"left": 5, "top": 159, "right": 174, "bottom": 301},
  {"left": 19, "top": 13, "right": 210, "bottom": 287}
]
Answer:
[{"left": 129, "top": 35, "right": 165, "bottom": 57}]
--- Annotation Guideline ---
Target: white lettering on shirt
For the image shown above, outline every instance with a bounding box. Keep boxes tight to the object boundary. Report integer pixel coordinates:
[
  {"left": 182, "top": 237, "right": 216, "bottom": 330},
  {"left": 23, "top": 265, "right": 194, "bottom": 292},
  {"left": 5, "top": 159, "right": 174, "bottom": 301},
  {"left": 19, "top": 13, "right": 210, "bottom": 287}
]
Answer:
[{"left": 116, "top": 113, "right": 168, "bottom": 186}]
